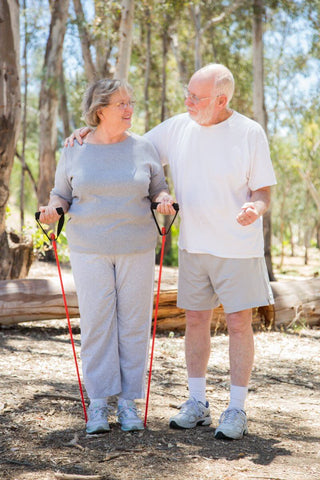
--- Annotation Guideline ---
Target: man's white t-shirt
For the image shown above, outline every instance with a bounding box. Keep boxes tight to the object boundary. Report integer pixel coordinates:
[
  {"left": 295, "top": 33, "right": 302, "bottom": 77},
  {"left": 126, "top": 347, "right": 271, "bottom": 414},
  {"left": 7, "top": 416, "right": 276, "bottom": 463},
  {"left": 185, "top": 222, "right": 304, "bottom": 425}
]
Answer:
[{"left": 145, "top": 111, "right": 277, "bottom": 259}]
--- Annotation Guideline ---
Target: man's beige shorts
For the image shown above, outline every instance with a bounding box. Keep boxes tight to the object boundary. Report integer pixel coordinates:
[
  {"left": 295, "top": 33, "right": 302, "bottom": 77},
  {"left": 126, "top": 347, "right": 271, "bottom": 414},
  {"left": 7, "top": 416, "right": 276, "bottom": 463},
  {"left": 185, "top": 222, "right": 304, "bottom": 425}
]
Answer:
[{"left": 177, "top": 249, "right": 274, "bottom": 314}]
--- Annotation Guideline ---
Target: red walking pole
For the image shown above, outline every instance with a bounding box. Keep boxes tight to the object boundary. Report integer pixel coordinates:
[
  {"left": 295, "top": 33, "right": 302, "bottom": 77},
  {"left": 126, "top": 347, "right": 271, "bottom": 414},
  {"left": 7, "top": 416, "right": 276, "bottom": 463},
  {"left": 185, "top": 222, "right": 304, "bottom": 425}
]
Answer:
[
  {"left": 144, "top": 202, "right": 179, "bottom": 427},
  {"left": 35, "top": 208, "right": 87, "bottom": 423}
]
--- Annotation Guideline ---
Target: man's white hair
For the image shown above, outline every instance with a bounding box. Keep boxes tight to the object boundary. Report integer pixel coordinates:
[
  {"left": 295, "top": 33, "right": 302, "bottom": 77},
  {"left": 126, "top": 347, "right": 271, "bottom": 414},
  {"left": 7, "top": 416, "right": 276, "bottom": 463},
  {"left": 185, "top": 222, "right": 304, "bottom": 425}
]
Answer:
[{"left": 199, "top": 63, "right": 235, "bottom": 105}]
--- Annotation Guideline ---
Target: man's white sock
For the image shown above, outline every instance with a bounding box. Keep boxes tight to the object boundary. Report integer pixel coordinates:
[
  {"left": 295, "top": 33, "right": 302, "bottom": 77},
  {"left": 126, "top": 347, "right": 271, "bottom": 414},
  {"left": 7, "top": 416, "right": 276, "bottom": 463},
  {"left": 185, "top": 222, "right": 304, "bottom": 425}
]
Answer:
[
  {"left": 188, "top": 377, "right": 207, "bottom": 404},
  {"left": 228, "top": 385, "right": 248, "bottom": 411}
]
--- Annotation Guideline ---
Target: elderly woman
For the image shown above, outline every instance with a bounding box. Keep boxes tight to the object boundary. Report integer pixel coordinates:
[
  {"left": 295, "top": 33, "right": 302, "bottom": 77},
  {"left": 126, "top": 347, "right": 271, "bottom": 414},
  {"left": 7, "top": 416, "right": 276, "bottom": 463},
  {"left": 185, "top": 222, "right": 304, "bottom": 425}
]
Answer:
[{"left": 39, "top": 79, "right": 175, "bottom": 434}]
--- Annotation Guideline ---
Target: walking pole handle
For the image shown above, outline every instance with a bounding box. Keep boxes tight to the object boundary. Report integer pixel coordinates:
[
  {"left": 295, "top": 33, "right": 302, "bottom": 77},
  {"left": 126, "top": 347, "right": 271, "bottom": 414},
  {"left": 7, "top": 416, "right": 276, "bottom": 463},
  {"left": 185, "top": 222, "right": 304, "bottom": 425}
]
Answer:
[
  {"left": 151, "top": 202, "right": 179, "bottom": 212},
  {"left": 150, "top": 202, "right": 179, "bottom": 236},
  {"left": 35, "top": 207, "right": 65, "bottom": 241}
]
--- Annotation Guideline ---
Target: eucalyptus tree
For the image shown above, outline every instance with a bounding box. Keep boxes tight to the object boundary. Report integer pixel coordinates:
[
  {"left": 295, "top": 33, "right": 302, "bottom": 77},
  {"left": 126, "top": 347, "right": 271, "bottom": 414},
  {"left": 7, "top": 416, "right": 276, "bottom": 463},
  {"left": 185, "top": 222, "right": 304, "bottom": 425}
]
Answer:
[
  {"left": 189, "top": 0, "right": 247, "bottom": 70},
  {"left": 37, "top": 0, "right": 70, "bottom": 207},
  {"left": 114, "top": 0, "right": 135, "bottom": 80},
  {"left": 72, "top": 0, "right": 96, "bottom": 82},
  {"left": 252, "top": 0, "right": 276, "bottom": 279},
  {"left": 0, "top": 0, "right": 33, "bottom": 279}
]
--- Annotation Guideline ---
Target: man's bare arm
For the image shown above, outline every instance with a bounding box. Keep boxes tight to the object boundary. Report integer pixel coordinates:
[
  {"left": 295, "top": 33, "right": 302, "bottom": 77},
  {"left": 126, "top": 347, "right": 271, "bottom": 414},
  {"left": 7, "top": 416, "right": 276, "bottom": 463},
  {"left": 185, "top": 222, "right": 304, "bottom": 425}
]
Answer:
[{"left": 236, "top": 186, "right": 271, "bottom": 226}]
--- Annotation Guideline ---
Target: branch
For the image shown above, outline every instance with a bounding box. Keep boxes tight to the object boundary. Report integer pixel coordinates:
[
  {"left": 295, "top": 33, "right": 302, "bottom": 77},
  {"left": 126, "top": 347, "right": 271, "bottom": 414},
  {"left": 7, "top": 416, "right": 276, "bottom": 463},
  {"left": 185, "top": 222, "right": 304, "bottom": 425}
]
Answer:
[
  {"left": 15, "top": 150, "right": 38, "bottom": 196},
  {"left": 298, "top": 169, "right": 320, "bottom": 213},
  {"left": 200, "top": 0, "right": 247, "bottom": 34},
  {"left": 54, "top": 475, "right": 103, "bottom": 480},
  {"left": 72, "top": 0, "right": 96, "bottom": 83}
]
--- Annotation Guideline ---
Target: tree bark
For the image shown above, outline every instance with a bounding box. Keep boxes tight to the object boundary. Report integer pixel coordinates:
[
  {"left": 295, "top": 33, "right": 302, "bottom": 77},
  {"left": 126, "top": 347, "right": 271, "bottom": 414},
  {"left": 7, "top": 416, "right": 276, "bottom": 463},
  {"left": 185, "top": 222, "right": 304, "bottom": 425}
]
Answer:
[
  {"left": 2, "top": 275, "right": 320, "bottom": 331},
  {"left": 58, "top": 66, "right": 71, "bottom": 139},
  {"left": 170, "top": 33, "right": 188, "bottom": 86},
  {"left": 20, "top": 0, "right": 28, "bottom": 230},
  {"left": 37, "top": 0, "right": 70, "bottom": 207},
  {"left": 144, "top": 6, "right": 151, "bottom": 132},
  {"left": 114, "top": 0, "right": 135, "bottom": 80},
  {"left": 72, "top": 0, "right": 96, "bottom": 83},
  {"left": 94, "top": 0, "right": 113, "bottom": 78},
  {"left": 252, "top": 0, "right": 276, "bottom": 281},
  {"left": 298, "top": 168, "right": 320, "bottom": 214},
  {"left": 189, "top": 0, "right": 246, "bottom": 71},
  {"left": 189, "top": 4, "right": 201, "bottom": 70},
  {"left": 0, "top": 0, "right": 21, "bottom": 234},
  {"left": 0, "top": 1, "right": 32, "bottom": 280}
]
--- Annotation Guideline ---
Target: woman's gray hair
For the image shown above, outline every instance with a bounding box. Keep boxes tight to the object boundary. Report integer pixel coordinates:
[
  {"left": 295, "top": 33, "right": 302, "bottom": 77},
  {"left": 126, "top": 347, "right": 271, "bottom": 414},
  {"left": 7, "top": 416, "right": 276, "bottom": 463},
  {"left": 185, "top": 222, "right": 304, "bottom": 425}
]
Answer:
[{"left": 82, "top": 78, "right": 132, "bottom": 127}]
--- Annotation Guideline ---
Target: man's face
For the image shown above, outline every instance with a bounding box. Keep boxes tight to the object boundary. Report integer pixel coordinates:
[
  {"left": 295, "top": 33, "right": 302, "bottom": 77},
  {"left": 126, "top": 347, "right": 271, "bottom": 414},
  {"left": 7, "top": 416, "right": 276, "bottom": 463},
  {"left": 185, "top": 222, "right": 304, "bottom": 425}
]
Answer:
[{"left": 184, "top": 74, "right": 216, "bottom": 126}]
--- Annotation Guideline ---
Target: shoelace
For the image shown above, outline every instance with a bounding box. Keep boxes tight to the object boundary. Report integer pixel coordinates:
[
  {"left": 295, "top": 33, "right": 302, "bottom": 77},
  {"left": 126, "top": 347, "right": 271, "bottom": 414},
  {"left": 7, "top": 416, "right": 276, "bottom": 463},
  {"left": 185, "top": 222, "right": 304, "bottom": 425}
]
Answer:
[
  {"left": 118, "top": 404, "right": 142, "bottom": 419},
  {"left": 180, "top": 398, "right": 202, "bottom": 415},
  {"left": 89, "top": 405, "right": 110, "bottom": 420},
  {"left": 220, "top": 408, "right": 243, "bottom": 424}
]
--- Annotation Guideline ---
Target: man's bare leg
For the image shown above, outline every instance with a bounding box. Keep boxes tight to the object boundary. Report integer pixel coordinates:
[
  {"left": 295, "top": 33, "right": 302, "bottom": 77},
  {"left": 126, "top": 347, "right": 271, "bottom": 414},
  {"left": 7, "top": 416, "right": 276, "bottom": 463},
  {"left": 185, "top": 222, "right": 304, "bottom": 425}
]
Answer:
[
  {"left": 227, "top": 308, "right": 254, "bottom": 388},
  {"left": 214, "top": 308, "right": 253, "bottom": 439},
  {"left": 185, "top": 309, "right": 212, "bottom": 378}
]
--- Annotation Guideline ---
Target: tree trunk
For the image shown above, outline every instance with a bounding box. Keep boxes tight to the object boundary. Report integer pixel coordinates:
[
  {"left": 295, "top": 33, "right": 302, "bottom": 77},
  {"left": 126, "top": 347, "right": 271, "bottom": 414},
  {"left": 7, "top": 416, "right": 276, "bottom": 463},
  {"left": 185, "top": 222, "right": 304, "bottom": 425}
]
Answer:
[
  {"left": 316, "top": 222, "right": 320, "bottom": 249},
  {"left": 2, "top": 275, "right": 320, "bottom": 331},
  {"left": 298, "top": 168, "right": 320, "bottom": 214},
  {"left": 72, "top": 0, "right": 96, "bottom": 83},
  {"left": 114, "top": 0, "right": 135, "bottom": 80},
  {"left": 144, "top": 6, "right": 151, "bottom": 132},
  {"left": 37, "top": 0, "right": 70, "bottom": 207},
  {"left": 189, "top": 4, "right": 201, "bottom": 70},
  {"left": 0, "top": 0, "right": 21, "bottom": 233},
  {"left": 252, "top": 0, "right": 276, "bottom": 281},
  {"left": 288, "top": 221, "right": 295, "bottom": 257},
  {"left": 20, "top": 0, "right": 29, "bottom": 231},
  {"left": 59, "top": 66, "right": 71, "bottom": 139},
  {"left": 170, "top": 33, "right": 188, "bottom": 86},
  {"left": 0, "top": 1, "right": 33, "bottom": 280},
  {"left": 94, "top": 0, "right": 113, "bottom": 78}
]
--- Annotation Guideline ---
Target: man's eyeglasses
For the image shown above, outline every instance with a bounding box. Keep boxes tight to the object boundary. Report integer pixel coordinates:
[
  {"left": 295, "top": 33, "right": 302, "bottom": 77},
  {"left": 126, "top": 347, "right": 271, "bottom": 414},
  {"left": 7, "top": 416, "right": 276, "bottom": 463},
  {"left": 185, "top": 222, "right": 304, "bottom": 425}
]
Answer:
[
  {"left": 183, "top": 87, "right": 213, "bottom": 104},
  {"left": 110, "top": 100, "right": 136, "bottom": 109}
]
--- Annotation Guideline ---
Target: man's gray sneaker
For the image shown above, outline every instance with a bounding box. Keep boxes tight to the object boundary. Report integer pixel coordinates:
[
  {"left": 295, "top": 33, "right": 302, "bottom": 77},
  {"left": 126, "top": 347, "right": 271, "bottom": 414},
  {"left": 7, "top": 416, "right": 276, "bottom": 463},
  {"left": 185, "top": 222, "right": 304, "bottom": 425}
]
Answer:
[
  {"left": 169, "top": 397, "right": 212, "bottom": 429},
  {"left": 214, "top": 408, "right": 248, "bottom": 440},
  {"left": 117, "top": 400, "right": 144, "bottom": 432},
  {"left": 86, "top": 403, "right": 110, "bottom": 434}
]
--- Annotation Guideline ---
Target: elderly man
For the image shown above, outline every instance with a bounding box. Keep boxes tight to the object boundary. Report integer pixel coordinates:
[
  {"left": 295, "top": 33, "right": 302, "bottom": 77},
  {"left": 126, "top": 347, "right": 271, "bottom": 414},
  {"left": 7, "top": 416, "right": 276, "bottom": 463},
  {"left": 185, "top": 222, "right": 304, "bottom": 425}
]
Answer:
[
  {"left": 145, "top": 63, "right": 276, "bottom": 440},
  {"left": 67, "top": 63, "right": 276, "bottom": 440}
]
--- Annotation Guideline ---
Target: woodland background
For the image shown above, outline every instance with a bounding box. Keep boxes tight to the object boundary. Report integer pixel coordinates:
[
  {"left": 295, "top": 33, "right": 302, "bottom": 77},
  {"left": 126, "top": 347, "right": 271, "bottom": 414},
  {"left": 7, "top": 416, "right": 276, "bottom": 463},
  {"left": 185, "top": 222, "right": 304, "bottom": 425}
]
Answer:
[
  {"left": 1, "top": 4, "right": 320, "bottom": 479},
  {"left": 1, "top": 0, "right": 320, "bottom": 279}
]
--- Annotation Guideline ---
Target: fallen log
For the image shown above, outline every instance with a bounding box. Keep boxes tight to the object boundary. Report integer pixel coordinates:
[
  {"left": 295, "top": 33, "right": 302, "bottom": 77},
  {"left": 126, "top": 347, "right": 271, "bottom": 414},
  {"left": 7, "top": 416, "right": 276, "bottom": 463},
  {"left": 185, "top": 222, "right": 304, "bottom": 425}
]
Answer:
[
  {"left": 0, "top": 274, "right": 320, "bottom": 331},
  {"left": 0, "top": 276, "right": 79, "bottom": 325}
]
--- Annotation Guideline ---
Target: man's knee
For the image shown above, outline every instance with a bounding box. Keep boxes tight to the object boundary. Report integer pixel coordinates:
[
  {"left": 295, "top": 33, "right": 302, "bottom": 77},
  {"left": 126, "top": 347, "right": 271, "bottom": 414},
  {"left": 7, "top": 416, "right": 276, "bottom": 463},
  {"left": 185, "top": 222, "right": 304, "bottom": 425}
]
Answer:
[
  {"left": 186, "top": 310, "right": 212, "bottom": 329},
  {"left": 226, "top": 310, "right": 252, "bottom": 335}
]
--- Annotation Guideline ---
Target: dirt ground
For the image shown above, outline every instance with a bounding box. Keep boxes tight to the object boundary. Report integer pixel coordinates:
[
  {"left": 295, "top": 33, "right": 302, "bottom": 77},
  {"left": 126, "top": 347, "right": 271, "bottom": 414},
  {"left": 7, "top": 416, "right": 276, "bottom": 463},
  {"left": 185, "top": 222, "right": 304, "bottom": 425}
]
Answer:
[{"left": 1, "top": 254, "right": 320, "bottom": 480}]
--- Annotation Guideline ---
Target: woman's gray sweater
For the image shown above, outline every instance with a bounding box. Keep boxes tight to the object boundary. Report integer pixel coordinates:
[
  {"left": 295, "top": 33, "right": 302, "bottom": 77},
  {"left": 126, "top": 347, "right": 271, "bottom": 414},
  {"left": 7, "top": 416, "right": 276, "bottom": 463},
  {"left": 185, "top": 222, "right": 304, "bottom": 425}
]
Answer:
[{"left": 51, "top": 133, "right": 168, "bottom": 255}]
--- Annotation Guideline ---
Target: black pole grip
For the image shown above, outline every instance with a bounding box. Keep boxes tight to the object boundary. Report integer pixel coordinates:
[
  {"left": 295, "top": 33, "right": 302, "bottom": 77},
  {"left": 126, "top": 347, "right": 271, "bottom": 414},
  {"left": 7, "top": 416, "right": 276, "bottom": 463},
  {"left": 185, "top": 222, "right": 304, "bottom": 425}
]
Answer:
[
  {"left": 35, "top": 207, "right": 65, "bottom": 241},
  {"left": 35, "top": 207, "right": 64, "bottom": 221},
  {"left": 151, "top": 202, "right": 179, "bottom": 212},
  {"left": 150, "top": 202, "right": 179, "bottom": 236}
]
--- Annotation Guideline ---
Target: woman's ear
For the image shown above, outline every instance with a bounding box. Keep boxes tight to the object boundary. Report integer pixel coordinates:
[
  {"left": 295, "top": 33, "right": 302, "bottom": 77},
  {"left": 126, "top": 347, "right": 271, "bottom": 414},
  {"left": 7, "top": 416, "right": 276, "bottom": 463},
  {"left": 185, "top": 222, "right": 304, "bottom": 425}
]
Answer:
[{"left": 97, "top": 109, "right": 104, "bottom": 121}]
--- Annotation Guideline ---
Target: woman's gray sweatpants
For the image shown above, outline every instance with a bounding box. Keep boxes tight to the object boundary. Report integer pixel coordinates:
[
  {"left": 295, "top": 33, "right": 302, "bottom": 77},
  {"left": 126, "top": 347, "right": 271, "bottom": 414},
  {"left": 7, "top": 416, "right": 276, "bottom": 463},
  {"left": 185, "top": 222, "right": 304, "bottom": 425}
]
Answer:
[{"left": 69, "top": 249, "right": 155, "bottom": 400}]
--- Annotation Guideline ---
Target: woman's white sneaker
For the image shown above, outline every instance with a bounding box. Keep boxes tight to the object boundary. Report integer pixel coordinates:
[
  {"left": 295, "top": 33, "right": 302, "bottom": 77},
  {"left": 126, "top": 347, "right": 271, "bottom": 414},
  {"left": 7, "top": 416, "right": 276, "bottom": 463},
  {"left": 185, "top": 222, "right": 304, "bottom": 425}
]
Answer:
[
  {"left": 169, "top": 397, "right": 212, "bottom": 429},
  {"left": 117, "top": 400, "right": 144, "bottom": 432},
  {"left": 86, "top": 404, "right": 110, "bottom": 434},
  {"left": 214, "top": 408, "right": 248, "bottom": 440}
]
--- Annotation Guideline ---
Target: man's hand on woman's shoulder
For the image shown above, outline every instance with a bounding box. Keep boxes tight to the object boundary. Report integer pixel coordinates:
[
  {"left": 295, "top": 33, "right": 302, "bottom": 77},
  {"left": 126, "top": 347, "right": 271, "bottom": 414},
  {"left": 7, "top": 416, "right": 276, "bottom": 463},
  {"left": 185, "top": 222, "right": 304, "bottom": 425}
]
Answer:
[{"left": 64, "top": 126, "right": 92, "bottom": 147}]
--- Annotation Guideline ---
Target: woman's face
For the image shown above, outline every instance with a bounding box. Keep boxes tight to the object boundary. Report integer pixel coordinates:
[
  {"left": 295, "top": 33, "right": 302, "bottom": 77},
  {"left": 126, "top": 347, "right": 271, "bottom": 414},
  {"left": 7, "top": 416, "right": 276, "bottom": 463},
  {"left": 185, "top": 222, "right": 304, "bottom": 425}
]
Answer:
[{"left": 98, "top": 88, "right": 134, "bottom": 132}]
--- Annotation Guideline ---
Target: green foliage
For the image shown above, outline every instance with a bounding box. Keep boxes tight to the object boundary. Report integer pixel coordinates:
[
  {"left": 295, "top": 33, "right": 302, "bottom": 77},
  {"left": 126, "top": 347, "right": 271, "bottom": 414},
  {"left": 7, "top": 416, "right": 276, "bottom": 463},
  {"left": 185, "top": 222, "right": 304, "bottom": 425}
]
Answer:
[
  {"left": 164, "top": 223, "right": 179, "bottom": 266},
  {"left": 32, "top": 223, "right": 70, "bottom": 264},
  {"left": 9, "top": 0, "right": 320, "bottom": 268}
]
